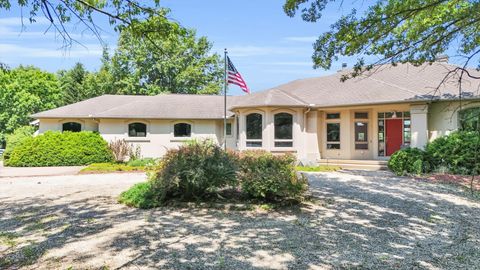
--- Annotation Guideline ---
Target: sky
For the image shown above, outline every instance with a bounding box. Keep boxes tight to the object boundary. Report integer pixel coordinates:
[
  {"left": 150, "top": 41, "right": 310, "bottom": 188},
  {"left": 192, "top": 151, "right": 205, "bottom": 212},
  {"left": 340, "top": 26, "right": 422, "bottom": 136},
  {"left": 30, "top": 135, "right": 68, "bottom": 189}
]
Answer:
[{"left": 1, "top": 1, "right": 373, "bottom": 95}]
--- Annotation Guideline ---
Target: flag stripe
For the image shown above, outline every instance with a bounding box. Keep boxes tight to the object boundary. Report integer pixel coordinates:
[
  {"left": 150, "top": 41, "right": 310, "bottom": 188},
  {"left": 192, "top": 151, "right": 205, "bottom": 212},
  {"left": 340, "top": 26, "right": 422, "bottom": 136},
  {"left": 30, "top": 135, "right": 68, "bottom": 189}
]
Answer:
[{"left": 226, "top": 56, "right": 249, "bottom": 93}]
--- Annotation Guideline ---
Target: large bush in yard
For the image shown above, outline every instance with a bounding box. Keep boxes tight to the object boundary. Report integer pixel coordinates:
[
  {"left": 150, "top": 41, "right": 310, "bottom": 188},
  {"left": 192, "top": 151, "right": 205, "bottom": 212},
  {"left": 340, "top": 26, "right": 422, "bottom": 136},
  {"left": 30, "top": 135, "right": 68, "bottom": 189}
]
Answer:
[
  {"left": 388, "top": 147, "right": 431, "bottom": 176},
  {"left": 5, "top": 131, "right": 114, "bottom": 167},
  {"left": 238, "top": 150, "right": 308, "bottom": 201},
  {"left": 150, "top": 140, "right": 238, "bottom": 203},
  {"left": 426, "top": 131, "right": 480, "bottom": 175}
]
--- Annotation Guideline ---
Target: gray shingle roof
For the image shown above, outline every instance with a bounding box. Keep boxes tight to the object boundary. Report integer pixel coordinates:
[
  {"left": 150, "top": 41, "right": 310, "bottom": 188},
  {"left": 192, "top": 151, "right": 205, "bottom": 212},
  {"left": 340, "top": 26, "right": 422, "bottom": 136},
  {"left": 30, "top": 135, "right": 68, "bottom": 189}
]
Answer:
[
  {"left": 33, "top": 62, "right": 480, "bottom": 119},
  {"left": 230, "top": 62, "right": 480, "bottom": 109},
  {"left": 32, "top": 94, "right": 242, "bottom": 119}
]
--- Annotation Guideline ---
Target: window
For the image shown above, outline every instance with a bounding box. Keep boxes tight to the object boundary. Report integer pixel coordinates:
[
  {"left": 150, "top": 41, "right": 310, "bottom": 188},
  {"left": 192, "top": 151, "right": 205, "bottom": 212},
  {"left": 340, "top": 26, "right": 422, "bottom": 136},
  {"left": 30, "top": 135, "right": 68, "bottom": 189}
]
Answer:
[
  {"left": 174, "top": 123, "right": 191, "bottom": 137},
  {"left": 128, "top": 123, "right": 147, "bottom": 137},
  {"left": 326, "top": 123, "right": 340, "bottom": 149},
  {"left": 62, "top": 122, "right": 81, "bottom": 132},
  {"left": 355, "top": 122, "right": 368, "bottom": 150},
  {"left": 274, "top": 113, "right": 293, "bottom": 147},
  {"left": 459, "top": 107, "right": 480, "bottom": 131},
  {"left": 246, "top": 113, "right": 262, "bottom": 147},
  {"left": 326, "top": 113, "right": 340, "bottom": 119},
  {"left": 355, "top": 112, "right": 369, "bottom": 119},
  {"left": 226, "top": 123, "right": 232, "bottom": 136}
]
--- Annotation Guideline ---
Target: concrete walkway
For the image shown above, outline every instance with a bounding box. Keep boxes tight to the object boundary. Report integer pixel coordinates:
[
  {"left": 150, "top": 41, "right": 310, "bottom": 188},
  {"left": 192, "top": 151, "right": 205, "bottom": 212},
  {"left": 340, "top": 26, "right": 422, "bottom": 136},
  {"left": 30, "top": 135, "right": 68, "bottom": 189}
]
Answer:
[{"left": 0, "top": 161, "right": 84, "bottom": 178}]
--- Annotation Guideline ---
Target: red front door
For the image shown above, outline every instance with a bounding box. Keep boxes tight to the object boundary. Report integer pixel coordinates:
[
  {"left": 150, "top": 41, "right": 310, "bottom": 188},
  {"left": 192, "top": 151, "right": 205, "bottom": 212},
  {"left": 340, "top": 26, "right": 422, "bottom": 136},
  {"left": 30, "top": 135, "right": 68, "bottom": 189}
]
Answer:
[{"left": 386, "top": 119, "right": 403, "bottom": 156}]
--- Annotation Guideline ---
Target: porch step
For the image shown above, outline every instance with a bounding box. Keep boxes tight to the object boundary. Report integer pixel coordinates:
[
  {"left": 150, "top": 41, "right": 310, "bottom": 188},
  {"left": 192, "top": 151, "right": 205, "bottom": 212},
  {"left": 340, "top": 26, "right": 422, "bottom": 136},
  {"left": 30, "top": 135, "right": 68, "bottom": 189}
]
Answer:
[{"left": 319, "top": 159, "right": 389, "bottom": 171}]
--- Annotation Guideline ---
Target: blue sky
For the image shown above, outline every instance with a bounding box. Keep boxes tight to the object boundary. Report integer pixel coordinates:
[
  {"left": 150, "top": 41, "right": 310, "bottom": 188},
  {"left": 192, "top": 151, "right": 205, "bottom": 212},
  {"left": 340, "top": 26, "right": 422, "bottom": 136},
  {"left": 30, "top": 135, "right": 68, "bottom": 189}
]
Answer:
[{"left": 1, "top": 1, "right": 371, "bottom": 95}]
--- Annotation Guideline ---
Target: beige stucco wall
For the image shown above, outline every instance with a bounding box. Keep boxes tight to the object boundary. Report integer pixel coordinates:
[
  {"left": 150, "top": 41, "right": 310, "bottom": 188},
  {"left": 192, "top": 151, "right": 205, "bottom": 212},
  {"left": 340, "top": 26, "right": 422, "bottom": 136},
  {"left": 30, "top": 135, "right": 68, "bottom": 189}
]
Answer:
[
  {"left": 99, "top": 119, "right": 226, "bottom": 158},
  {"left": 38, "top": 118, "right": 99, "bottom": 133},
  {"left": 428, "top": 100, "right": 480, "bottom": 141}
]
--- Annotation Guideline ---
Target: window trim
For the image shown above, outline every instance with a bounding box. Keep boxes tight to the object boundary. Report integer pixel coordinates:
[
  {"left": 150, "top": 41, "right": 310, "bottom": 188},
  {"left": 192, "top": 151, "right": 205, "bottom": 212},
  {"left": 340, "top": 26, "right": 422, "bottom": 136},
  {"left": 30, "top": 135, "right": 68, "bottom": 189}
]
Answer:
[
  {"left": 325, "top": 112, "right": 341, "bottom": 150},
  {"left": 245, "top": 111, "right": 264, "bottom": 148},
  {"left": 273, "top": 112, "right": 294, "bottom": 148}
]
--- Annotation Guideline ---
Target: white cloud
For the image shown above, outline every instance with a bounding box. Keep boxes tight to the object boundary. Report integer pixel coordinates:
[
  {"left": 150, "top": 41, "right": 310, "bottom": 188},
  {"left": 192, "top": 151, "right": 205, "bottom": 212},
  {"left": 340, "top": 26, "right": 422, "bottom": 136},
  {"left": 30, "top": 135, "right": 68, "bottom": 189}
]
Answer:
[
  {"left": 284, "top": 36, "right": 317, "bottom": 42},
  {"left": 0, "top": 43, "right": 103, "bottom": 58},
  {"left": 221, "top": 45, "right": 310, "bottom": 57},
  {"left": 0, "top": 17, "right": 51, "bottom": 26}
]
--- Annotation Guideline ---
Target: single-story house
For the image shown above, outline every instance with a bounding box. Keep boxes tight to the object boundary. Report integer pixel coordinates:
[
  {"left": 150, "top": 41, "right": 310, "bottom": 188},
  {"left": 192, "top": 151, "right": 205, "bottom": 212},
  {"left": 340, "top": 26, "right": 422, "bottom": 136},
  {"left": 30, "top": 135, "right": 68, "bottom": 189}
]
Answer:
[{"left": 32, "top": 62, "right": 480, "bottom": 164}]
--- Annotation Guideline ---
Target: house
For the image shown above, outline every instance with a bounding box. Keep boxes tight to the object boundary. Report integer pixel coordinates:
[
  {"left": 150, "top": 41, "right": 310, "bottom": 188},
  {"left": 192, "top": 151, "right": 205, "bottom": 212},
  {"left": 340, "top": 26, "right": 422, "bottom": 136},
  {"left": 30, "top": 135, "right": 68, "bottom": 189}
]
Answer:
[{"left": 32, "top": 62, "right": 480, "bottom": 164}]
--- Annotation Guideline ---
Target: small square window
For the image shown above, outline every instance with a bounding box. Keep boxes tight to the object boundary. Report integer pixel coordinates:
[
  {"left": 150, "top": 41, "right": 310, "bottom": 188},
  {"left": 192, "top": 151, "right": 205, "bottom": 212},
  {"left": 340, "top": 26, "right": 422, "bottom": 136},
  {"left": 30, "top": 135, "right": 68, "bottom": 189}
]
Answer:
[
  {"left": 327, "top": 143, "right": 340, "bottom": 149},
  {"left": 326, "top": 113, "right": 340, "bottom": 119},
  {"left": 355, "top": 143, "right": 368, "bottom": 150},
  {"left": 275, "top": 141, "right": 293, "bottom": 147},
  {"left": 355, "top": 112, "right": 369, "bottom": 119},
  {"left": 246, "top": 141, "right": 262, "bottom": 147}
]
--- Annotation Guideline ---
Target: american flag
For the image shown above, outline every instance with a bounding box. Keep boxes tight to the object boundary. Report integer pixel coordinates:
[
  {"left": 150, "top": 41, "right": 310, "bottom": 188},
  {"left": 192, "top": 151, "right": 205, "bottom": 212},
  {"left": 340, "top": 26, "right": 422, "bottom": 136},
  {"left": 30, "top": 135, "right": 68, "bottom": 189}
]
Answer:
[{"left": 227, "top": 56, "right": 250, "bottom": 93}]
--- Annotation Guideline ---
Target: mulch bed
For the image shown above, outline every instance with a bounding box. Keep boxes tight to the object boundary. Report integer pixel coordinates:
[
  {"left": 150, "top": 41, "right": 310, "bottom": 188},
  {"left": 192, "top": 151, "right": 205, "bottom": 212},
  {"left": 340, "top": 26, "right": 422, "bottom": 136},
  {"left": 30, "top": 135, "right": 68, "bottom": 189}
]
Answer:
[{"left": 415, "top": 174, "right": 480, "bottom": 191}]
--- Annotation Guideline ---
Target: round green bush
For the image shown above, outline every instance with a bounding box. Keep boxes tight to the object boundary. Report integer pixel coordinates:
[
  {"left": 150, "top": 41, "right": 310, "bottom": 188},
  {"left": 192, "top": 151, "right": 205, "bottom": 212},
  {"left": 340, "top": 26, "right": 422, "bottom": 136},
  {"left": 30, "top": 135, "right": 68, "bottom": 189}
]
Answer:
[
  {"left": 426, "top": 131, "right": 480, "bottom": 175},
  {"left": 388, "top": 147, "right": 431, "bottom": 176},
  {"left": 238, "top": 150, "right": 308, "bottom": 201},
  {"left": 150, "top": 140, "right": 238, "bottom": 203},
  {"left": 4, "top": 131, "right": 114, "bottom": 167}
]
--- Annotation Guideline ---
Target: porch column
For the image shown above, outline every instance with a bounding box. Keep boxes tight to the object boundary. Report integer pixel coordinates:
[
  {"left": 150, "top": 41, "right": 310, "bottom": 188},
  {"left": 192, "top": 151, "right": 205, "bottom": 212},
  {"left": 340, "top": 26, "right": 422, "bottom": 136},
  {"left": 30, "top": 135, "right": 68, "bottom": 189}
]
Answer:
[
  {"left": 301, "top": 110, "right": 321, "bottom": 165},
  {"left": 410, "top": 104, "right": 429, "bottom": 149}
]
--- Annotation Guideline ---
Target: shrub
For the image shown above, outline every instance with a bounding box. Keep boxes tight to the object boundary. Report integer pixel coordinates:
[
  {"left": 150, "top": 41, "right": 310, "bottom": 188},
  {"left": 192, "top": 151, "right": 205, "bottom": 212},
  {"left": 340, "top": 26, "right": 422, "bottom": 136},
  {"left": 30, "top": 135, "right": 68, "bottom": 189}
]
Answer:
[
  {"left": 5, "top": 131, "right": 114, "bottom": 167},
  {"left": 118, "top": 182, "right": 158, "bottom": 209},
  {"left": 127, "top": 158, "right": 157, "bottom": 167},
  {"left": 150, "top": 140, "right": 238, "bottom": 203},
  {"left": 388, "top": 147, "right": 431, "bottom": 176},
  {"left": 3, "top": 126, "right": 35, "bottom": 161},
  {"left": 238, "top": 150, "right": 308, "bottom": 201},
  {"left": 426, "top": 131, "right": 480, "bottom": 175}
]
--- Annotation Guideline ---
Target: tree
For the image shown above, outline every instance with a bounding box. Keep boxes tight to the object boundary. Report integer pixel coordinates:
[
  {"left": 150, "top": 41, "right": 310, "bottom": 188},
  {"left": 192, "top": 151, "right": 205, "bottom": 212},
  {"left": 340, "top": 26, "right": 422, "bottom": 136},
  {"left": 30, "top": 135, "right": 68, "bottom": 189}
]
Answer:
[
  {"left": 58, "top": 62, "right": 89, "bottom": 104},
  {"left": 0, "top": 66, "right": 62, "bottom": 147},
  {"left": 108, "top": 15, "right": 223, "bottom": 95},
  {"left": 0, "top": 0, "right": 165, "bottom": 47},
  {"left": 283, "top": 0, "right": 480, "bottom": 79}
]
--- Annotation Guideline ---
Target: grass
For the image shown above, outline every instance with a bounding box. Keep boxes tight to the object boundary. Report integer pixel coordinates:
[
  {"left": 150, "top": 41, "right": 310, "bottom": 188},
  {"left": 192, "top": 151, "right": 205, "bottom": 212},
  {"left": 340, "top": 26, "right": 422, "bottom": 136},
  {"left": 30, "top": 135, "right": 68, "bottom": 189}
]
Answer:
[
  {"left": 0, "top": 231, "right": 19, "bottom": 247},
  {"left": 296, "top": 165, "right": 340, "bottom": 172}
]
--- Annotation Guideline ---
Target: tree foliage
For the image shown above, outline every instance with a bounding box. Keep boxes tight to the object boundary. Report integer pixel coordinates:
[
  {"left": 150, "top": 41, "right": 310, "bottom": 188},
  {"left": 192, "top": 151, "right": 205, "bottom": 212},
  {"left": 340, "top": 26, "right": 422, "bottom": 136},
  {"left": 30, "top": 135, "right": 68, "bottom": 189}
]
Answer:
[
  {"left": 0, "top": 66, "right": 62, "bottom": 146},
  {"left": 0, "top": 0, "right": 164, "bottom": 47},
  {"left": 284, "top": 0, "right": 480, "bottom": 78},
  {"left": 108, "top": 15, "right": 223, "bottom": 95}
]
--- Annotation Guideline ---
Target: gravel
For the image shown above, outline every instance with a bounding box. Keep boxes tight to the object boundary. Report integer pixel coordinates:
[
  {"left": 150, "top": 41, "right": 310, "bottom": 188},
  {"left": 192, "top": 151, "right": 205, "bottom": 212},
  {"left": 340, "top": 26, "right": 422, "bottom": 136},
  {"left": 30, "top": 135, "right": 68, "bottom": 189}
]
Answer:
[{"left": 0, "top": 170, "right": 479, "bottom": 269}]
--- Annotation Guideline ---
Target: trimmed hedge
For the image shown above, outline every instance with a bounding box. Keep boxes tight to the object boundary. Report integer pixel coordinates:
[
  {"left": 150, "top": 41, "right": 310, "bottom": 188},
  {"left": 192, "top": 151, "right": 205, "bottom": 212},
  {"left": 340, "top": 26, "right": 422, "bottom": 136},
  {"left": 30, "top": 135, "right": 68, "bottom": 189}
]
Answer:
[
  {"left": 238, "top": 150, "right": 308, "bottom": 201},
  {"left": 388, "top": 131, "right": 480, "bottom": 176},
  {"left": 4, "top": 131, "right": 114, "bottom": 167},
  {"left": 2, "top": 126, "right": 35, "bottom": 161}
]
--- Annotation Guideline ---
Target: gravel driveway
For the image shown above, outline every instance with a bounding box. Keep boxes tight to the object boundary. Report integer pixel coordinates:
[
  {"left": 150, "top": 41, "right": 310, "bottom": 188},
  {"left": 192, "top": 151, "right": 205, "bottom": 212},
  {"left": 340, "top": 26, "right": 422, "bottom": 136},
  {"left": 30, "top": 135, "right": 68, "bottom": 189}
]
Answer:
[{"left": 0, "top": 171, "right": 479, "bottom": 269}]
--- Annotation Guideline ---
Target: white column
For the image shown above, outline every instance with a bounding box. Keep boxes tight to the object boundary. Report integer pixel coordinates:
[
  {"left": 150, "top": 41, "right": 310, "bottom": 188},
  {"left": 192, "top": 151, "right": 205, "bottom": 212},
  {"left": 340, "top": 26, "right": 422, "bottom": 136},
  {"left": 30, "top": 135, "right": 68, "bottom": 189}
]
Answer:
[
  {"left": 410, "top": 104, "right": 429, "bottom": 149},
  {"left": 301, "top": 110, "right": 321, "bottom": 165}
]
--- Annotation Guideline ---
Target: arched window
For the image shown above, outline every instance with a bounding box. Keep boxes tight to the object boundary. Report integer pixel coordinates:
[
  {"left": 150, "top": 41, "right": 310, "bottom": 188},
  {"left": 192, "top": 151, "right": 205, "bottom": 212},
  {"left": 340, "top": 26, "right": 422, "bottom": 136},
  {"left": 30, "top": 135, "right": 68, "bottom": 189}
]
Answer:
[
  {"left": 62, "top": 122, "right": 81, "bottom": 132},
  {"left": 174, "top": 123, "right": 191, "bottom": 137},
  {"left": 274, "top": 113, "right": 293, "bottom": 147},
  {"left": 246, "top": 113, "right": 262, "bottom": 147},
  {"left": 128, "top": 122, "right": 147, "bottom": 137},
  {"left": 459, "top": 107, "right": 480, "bottom": 131}
]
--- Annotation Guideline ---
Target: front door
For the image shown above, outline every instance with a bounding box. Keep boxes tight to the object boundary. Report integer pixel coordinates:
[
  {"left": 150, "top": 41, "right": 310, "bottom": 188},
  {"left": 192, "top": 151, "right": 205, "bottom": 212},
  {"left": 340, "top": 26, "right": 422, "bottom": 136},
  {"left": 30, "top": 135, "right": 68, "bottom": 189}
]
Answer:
[{"left": 385, "top": 119, "right": 403, "bottom": 156}]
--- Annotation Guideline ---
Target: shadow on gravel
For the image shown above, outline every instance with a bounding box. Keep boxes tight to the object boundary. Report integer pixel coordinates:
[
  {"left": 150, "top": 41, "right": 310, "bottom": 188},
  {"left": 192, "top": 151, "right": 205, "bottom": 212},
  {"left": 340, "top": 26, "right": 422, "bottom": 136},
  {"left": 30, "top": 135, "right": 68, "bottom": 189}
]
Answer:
[{"left": 0, "top": 171, "right": 479, "bottom": 269}]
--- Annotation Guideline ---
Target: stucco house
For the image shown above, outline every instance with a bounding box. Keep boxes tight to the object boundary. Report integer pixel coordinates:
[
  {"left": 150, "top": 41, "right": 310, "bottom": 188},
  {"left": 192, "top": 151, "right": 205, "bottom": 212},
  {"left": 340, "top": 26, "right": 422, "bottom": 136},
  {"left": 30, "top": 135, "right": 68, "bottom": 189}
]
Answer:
[{"left": 32, "top": 62, "right": 480, "bottom": 165}]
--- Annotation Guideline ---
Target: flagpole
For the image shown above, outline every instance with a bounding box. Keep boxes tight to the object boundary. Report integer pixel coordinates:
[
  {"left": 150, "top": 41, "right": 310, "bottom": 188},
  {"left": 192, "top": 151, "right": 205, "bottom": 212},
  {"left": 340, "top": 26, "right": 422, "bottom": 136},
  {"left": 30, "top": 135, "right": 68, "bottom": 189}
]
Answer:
[{"left": 223, "top": 48, "right": 228, "bottom": 151}]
